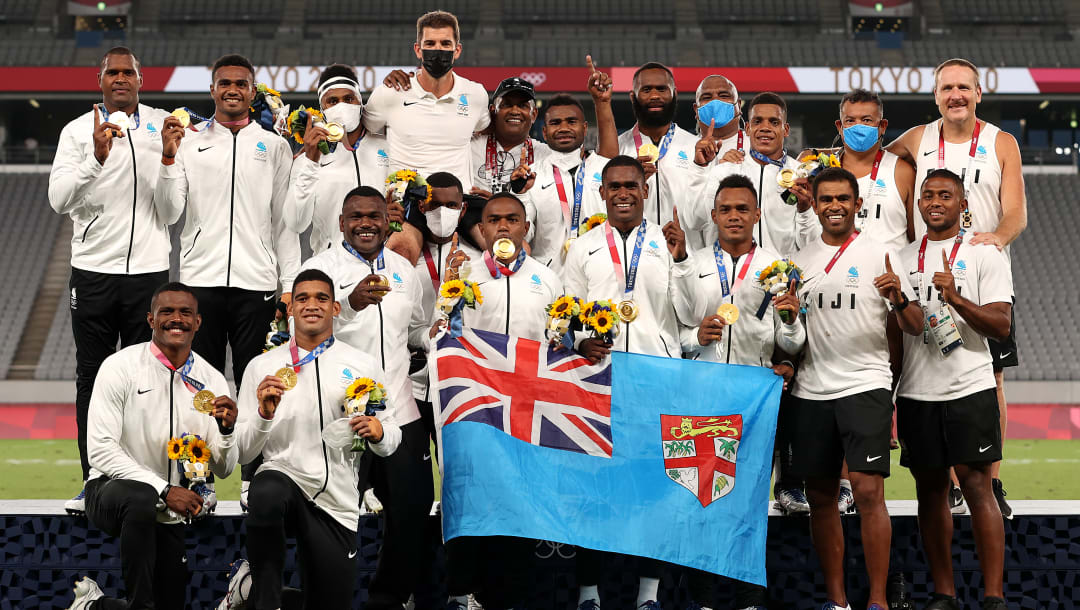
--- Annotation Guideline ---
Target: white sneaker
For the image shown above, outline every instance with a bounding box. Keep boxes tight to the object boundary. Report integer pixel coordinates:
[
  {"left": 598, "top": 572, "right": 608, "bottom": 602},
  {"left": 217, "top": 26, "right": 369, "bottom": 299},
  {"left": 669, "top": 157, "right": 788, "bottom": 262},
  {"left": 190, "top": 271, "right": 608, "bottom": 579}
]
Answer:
[
  {"left": 65, "top": 487, "right": 87, "bottom": 515},
  {"left": 194, "top": 482, "right": 218, "bottom": 516},
  {"left": 467, "top": 594, "right": 484, "bottom": 610},
  {"left": 240, "top": 480, "right": 250, "bottom": 512},
  {"left": 69, "top": 576, "right": 104, "bottom": 609},
  {"left": 363, "top": 488, "right": 384, "bottom": 514},
  {"left": 215, "top": 559, "right": 252, "bottom": 610}
]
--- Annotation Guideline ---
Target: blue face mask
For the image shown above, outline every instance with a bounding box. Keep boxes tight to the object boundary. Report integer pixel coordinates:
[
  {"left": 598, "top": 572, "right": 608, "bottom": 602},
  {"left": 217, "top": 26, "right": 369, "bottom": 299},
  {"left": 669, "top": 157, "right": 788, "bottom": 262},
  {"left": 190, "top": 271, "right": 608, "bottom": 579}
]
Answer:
[
  {"left": 697, "top": 99, "right": 736, "bottom": 129},
  {"left": 842, "top": 123, "right": 881, "bottom": 152}
]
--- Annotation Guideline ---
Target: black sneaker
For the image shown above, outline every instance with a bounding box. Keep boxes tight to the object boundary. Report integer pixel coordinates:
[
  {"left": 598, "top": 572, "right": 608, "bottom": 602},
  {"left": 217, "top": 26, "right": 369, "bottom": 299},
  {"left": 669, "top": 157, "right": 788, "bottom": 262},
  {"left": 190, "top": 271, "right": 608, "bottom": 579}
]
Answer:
[
  {"left": 992, "top": 479, "right": 1013, "bottom": 520},
  {"left": 886, "top": 572, "right": 915, "bottom": 609},
  {"left": 981, "top": 596, "right": 1008, "bottom": 610},
  {"left": 924, "top": 593, "right": 961, "bottom": 610},
  {"left": 948, "top": 484, "right": 967, "bottom": 515}
]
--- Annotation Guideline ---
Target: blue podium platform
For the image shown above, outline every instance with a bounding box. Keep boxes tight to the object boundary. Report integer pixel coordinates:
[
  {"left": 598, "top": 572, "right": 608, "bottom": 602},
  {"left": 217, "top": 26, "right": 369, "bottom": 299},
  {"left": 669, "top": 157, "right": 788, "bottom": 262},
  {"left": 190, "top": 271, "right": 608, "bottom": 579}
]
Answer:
[{"left": 2, "top": 501, "right": 1077, "bottom": 609}]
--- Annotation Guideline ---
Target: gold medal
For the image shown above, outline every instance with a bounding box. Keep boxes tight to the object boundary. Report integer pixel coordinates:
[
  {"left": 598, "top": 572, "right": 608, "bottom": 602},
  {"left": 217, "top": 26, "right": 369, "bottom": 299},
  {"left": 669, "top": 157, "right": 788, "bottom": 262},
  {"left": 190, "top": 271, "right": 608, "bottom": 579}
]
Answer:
[
  {"left": 275, "top": 367, "right": 297, "bottom": 390},
  {"left": 563, "top": 237, "right": 575, "bottom": 255},
  {"left": 637, "top": 142, "right": 660, "bottom": 164},
  {"left": 110, "top": 113, "right": 130, "bottom": 132},
  {"left": 324, "top": 121, "right": 345, "bottom": 142},
  {"left": 777, "top": 168, "right": 796, "bottom": 189},
  {"left": 493, "top": 238, "right": 516, "bottom": 261},
  {"left": 171, "top": 108, "right": 191, "bottom": 128},
  {"left": 617, "top": 299, "right": 639, "bottom": 323},
  {"left": 716, "top": 303, "right": 740, "bottom": 325},
  {"left": 369, "top": 274, "right": 390, "bottom": 296},
  {"left": 192, "top": 390, "right": 216, "bottom": 414}
]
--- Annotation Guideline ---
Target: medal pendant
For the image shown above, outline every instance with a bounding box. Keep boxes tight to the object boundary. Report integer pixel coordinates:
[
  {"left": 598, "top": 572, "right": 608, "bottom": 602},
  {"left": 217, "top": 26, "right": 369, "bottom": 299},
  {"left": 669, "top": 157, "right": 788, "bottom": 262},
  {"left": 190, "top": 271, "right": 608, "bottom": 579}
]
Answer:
[
  {"left": 716, "top": 303, "right": 740, "bottom": 325},
  {"left": 777, "top": 168, "right": 796, "bottom": 190},
  {"left": 275, "top": 367, "right": 298, "bottom": 391},
  {"left": 370, "top": 274, "right": 390, "bottom": 296},
  {"left": 961, "top": 209, "right": 973, "bottom": 229},
  {"left": 192, "top": 390, "right": 216, "bottom": 414},
  {"left": 325, "top": 122, "right": 345, "bottom": 142},
  {"left": 637, "top": 142, "right": 659, "bottom": 163},
  {"left": 171, "top": 108, "right": 191, "bottom": 128},
  {"left": 493, "top": 238, "right": 516, "bottom": 261},
  {"left": 617, "top": 299, "right": 639, "bottom": 323}
]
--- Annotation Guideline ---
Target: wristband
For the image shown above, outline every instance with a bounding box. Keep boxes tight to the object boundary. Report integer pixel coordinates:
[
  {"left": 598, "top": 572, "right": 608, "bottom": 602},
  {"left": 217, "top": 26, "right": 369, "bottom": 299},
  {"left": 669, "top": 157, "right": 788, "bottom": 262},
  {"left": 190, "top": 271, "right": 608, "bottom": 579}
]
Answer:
[
  {"left": 162, "top": 156, "right": 176, "bottom": 166},
  {"left": 160, "top": 484, "right": 172, "bottom": 501},
  {"left": 892, "top": 294, "right": 910, "bottom": 312}
]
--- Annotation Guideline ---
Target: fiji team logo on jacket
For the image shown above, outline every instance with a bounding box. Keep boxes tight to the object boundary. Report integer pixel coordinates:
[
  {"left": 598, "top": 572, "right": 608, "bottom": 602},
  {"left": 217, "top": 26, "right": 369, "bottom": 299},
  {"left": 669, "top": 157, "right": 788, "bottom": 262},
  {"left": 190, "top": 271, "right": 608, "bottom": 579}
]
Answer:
[
  {"left": 676, "top": 150, "right": 690, "bottom": 169},
  {"left": 255, "top": 141, "right": 268, "bottom": 161},
  {"left": 953, "top": 259, "right": 967, "bottom": 279},
  {"left": 377, "top": 149, "right": 390, "bottom": 167},
  {"left": 145, "top": 123, "right": 159, "bottom": 138},
  {"left": 661, "top": 414, "right": 743, "bottom": 507},
  {"left": 457, "top": 93, "right": 470, "bottom": 117},
  {"left": 846, "top": 266, "right": 860, "bottom": 287}
]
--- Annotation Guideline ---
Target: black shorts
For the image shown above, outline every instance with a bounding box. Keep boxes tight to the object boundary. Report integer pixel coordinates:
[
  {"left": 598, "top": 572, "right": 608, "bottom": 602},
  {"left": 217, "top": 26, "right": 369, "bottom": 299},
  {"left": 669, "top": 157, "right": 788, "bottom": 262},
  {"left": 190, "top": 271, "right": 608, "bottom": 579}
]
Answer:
[
  {"left": 897, "top": 388, "right": 1002, "bottom": 470},
  {"left": 988, "top": 299, "right": 1018, "bottom": 369},
  {"left": 789, "top": 388, "right": 893, "bottom": 479}
]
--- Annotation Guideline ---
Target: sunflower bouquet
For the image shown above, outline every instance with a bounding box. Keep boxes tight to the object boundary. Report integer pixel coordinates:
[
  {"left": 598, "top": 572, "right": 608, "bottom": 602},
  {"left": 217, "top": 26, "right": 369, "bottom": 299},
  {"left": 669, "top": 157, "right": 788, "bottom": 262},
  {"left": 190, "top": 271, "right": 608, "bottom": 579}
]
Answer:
[
  {"left": 795, "top": 149, "right": 841, "bottom": 181},
  {"left": 579, "top": 213, "right": 608, "bottom": 237},
  {"left": 166, "top": 433, "right": 211, "bottom": 484},
  {"left": 385, "top": 169, "right": 433, "bottom": 232},
  {"left": 545, "top": 295, "right": 585, "bottom": 348},
  {"left": 287, "top": 106, "right": 331, "bottom": 155},
  {"left": 342, "top": 378, "right": 388, "bottom": 452},
  {"left": 757, "top": 258, "right": 804, "bottom": 323},
  {"left": 580, "top": 299, "right": 620, "bottom": 344}
]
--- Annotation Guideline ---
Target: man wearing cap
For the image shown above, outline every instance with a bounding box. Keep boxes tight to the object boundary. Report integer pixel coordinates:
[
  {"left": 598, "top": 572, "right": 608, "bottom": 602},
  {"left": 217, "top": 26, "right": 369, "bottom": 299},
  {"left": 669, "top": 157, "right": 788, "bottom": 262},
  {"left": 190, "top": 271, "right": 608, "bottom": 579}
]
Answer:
[
  {"left": 467, "top": 77, "right": 550, "bottom": 196},
  {"left": 364, "top": 10, "right": 490, "bottom": 188}
]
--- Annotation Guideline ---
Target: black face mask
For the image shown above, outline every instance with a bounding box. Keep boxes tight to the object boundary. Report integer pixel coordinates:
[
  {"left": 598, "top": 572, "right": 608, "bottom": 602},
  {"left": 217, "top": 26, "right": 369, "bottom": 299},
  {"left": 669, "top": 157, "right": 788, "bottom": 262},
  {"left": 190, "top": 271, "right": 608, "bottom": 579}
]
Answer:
[{"left": 422, "top": 49, "right": 455, "bottom": 79}]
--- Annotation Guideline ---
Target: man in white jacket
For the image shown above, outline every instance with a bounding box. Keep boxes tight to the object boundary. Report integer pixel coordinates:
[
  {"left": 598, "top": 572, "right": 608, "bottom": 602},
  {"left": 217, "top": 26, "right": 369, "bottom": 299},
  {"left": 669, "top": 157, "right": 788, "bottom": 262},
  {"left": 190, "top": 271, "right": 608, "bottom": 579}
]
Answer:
[
  {"left": 300, "top": 186, "right": 433, "bottom": 608},
  {"left": 235, "top": 268, "right": 401, "bottom": 609},
  {"left": 49, "top": 46, "right": 178, "bottom": 513},
  {"left": 69, "top": 283, "right": 239, "bottom": 610},
  {"left": 155, "top": 53, "right": 298, "bottom": 387}
]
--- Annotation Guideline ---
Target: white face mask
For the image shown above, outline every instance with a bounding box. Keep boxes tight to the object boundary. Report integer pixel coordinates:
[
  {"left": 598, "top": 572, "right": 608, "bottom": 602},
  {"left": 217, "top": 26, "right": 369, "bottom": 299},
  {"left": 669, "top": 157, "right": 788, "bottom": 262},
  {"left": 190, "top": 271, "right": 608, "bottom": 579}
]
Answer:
[
  {"left": 424, "top": 206, "right": 460, "bottom": 238},
  {"left": 322, "top": 102, "right": 362, "bottom": 132}
]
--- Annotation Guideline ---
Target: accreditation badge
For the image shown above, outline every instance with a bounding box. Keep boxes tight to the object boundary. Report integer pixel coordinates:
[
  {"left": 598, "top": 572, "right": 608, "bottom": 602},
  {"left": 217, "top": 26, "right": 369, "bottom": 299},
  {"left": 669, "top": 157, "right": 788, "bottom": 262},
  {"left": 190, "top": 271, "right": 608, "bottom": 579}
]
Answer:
[{"left": 923, "top": 303, "right": 964, "bottom": 357}]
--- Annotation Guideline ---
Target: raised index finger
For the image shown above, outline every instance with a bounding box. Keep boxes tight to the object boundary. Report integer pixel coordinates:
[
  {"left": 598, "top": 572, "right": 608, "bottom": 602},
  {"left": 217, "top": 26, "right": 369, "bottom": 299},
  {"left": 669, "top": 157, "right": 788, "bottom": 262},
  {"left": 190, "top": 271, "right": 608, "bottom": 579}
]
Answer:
[
  {"left": 704, "top": 118, "right": 715, "bottom": 140},
  {"left": 451, "top": 232, "right": 459, "bottom": 250},
  {"left": 93, "top": 105, "right": 100, "bottom": 128},
  {"left": 884, "top": 253, "right": 894, "bottom": 274},
  {"left": 941, "top": 249, "right": 951, "bottom": 271},
  {"left": 672, "top": 206, "right": 681, "bottom": 227},
  {"left": 586, "top": 55, "right": 597, "bottom": 74}
]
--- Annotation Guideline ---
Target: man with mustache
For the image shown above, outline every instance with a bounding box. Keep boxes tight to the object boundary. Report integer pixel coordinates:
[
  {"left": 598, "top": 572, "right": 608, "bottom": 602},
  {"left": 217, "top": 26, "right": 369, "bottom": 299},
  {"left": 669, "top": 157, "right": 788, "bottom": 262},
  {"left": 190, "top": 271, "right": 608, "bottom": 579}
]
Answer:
[
  {"left": 68, "top": 283, "right": 238, "bottom": 609},
  {"left": 50, "top": 46, "right": 177, "bottom": 515},
  {"left": 887, "top": 58, "right": 1026, "bottom": 519},
  {"left": 363, "top": 10, "right": 491, "bottom": 189},
  {"left": 468, "top": 77, "right": 550, "bottom": 195},
  {"left": 299, "top": 187, "right": 432, "bottom": 609},
  {"left": 523, "top": 56, "right": 619, "bottom": 271},
  {"left": 563, "top": 155, "right": 697, "bottom": 609},
  {"left": 618, "top": 62, "right": 699, "bottom": 230}
]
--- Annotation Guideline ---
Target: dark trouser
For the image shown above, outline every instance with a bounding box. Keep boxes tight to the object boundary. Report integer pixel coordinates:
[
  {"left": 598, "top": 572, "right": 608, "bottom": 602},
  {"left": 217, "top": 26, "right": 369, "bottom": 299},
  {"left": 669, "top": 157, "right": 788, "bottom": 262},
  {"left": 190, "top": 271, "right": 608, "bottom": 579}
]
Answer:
[
  {"left": 686, "top": 568, "right": 768, "bottom": 608},
  {"left": 84, "top": 477, "right": 187, "bottom": 610},
  {"left": 189, "top": 286, "right": 276, "bottom": 482},
  {"left": 357, "top": 419, "right": 435, "bottom": 609},
  {"left": 773, "top": 389, "right": 802, "bottom": 492},
  {"left": 246, "top": 470, "right": 357, "bottom": 610},
  {"left": 575, "top": 548, "right": 663, "bottom": 587},
  {"left": 71, "top": 268, "right": 167, "bottom": 480},
  {"left": 445, "top": 535, "right": 532, "bottom": 609}
]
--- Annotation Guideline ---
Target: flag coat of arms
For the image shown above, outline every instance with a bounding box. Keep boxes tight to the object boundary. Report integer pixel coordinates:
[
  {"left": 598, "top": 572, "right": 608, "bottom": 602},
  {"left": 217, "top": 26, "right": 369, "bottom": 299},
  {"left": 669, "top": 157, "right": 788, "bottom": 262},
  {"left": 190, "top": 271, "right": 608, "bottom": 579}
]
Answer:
[{"left": 434, "top": 328, "right": 782, "bottom": 586}]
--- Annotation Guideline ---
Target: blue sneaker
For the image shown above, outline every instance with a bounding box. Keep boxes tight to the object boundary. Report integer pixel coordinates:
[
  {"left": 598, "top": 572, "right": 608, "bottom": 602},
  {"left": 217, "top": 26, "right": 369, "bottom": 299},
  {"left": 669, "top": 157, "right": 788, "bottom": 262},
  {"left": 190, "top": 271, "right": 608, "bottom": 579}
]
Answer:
[
  {"left": 868, "top": 605, "right": 887, "bottom": 610},
  {"left": 577, "top": 601, "right": 600, "bottom": 610},
  {"left": 819, "top": 603, "right": 851, "bottom": 610},
  {"left": 639, "top": 603, "right": 662, "bottom": 610},
  {"left": 837, "top": 482, "right": 855, "bottom": 513},
  {"left": 65, "top": 487, "right": 86, "bottom": 515},
  {"left": 191, "top": 483, "right": 217, "bottom": 517},
  {"left": 775, "top": 487, "right": 811, "bottom": 514}
]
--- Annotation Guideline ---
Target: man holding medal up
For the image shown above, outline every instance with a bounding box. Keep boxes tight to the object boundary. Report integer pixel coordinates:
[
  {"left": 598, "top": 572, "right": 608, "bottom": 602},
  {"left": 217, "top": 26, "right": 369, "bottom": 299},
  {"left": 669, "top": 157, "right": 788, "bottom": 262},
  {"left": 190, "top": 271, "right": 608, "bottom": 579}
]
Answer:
[
  {"left": 563, "top": 155, "right": 697, "bottom": 609},
  {"left": 69, "top": 283, "right": 238, "bottom": 610},
  {"left": 233, "top": 268, "right": 401, "bottom": 610},
  {"left": 892, "top": 169, "right": 1011, "bottom": 610},
  {"left": 300, "top": 186, "right": 434, "bottom": 609},
  {"left": 49, "top": 46, "right": 177, "bottom": 514}
]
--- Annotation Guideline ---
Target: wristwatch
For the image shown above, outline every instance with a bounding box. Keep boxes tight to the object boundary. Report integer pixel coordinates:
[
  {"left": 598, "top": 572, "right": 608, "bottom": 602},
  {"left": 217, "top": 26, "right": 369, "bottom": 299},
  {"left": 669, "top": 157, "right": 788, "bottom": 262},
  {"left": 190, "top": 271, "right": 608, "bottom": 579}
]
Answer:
[
  {"left": 891, "top": 294, "right": 910, "bottom": 312},
  {"left": 160, "top": 484, "right": 172, "bottom": 501}
]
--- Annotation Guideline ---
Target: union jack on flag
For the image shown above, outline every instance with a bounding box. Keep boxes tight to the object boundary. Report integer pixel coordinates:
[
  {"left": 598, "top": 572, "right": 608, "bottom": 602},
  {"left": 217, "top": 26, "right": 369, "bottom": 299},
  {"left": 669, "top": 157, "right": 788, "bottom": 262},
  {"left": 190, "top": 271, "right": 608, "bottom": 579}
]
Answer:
[{"left": 435, "top": 328, "right": 613, "bottom": 457}]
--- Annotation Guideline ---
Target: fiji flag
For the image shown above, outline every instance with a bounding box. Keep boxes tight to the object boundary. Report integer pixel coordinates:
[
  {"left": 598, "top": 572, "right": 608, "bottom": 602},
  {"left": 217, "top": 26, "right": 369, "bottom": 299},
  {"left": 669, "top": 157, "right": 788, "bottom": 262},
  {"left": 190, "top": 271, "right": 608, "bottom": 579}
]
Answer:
[{"left": 435, "top": 329, "right": 782, "bottom": 585}]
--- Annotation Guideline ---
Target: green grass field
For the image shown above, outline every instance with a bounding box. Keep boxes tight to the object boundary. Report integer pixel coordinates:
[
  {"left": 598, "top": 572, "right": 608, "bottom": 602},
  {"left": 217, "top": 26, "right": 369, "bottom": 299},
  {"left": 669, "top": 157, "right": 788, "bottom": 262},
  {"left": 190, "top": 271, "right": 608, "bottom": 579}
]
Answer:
[{"left": 1, "top": 438, "right": 1078, "bottom": 501}]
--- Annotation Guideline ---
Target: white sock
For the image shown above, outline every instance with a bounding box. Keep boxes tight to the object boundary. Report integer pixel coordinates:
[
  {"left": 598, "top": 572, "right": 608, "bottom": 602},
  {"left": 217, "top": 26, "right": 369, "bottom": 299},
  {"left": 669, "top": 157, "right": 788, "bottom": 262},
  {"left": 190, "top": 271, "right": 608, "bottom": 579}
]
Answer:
[
  {"left": 636, "top": 576, "right": 659, "bottom": 606},
  {"left": 839, "top": 478, "right": 852, "bottom": 492},
  {"left": 241, "top": 480, "right": 250, "bottom": 492},
  {"left": 448, "top": 595, "right": 468, "bottom": 606},
  {"left": 578, "top": 585, "right": 599, "bottom": 605}
]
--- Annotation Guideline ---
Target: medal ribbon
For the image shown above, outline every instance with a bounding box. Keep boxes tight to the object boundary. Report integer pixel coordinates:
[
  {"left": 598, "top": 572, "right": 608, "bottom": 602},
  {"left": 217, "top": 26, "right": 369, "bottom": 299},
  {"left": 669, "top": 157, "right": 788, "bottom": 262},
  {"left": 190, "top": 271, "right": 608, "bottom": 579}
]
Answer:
[
  {"left": 604, "top": 219, "right": 647, "bottom": 297},
  {"left": 149, "top": 342, "right": 204, "bottom": 393},
  {"left": 421, "top": 244, "right": 441, "bottom": 292},
  {"left": 98, "top": 104, "right": 142, "bottom": 130},
  {"left": 553, "top": 161, "right": 587, "bottom": 233},
  {"left": 823, "top": 231, "right": 860, "bottom": 275},
  {"left": 632, "top": 123, "right": 677, "bottom": 161},
  {"left": 342, "top": 240, "right": 385, "bottom": 272},
  {"left": 288, "top": 335, "right": 335, "bottom": 373},
  {"left": 748, "top": 148, "right": 788, "bottom": 168},
  {"left": 713, "top": 242, "right": 757, "bottom": 298},
  {"left": 486, "top": 136, "right": 534, "bottom": 192},
  {"left": 483, "top": 246, "right": 526, "bottom": 279},
  {"left": 736, "top": 131, "right": 744, "bottom": 152},
  {"left": 938, "top": 119, "right": 982, "bottom": 197}
]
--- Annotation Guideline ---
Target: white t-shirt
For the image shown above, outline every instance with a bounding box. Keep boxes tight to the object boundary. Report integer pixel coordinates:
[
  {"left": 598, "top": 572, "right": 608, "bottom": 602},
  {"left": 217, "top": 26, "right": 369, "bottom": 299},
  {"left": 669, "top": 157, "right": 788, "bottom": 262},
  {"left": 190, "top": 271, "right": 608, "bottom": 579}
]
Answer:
[
  {"left": 852, "top": 150, "right": 910, "bottom": 251},
  {"left": 363, "top": 73, "right": 491, "bottom": 188},
  {"left": 896, "top": 232, "right": 1013, "bottom": 401},
  {"left": 469, "top": 134, "right": 551, "bottom": 194},
  {"left": 792, "top": 232, "right": 917, "bottom": 400}
]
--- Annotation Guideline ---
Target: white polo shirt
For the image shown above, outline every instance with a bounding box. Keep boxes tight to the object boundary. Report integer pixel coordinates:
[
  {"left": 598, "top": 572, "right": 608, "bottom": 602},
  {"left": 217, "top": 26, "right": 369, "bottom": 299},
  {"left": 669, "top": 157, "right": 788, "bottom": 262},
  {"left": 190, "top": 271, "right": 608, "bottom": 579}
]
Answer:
[{"left": 363, "top": 73, "right": 490, "bottom": 189}]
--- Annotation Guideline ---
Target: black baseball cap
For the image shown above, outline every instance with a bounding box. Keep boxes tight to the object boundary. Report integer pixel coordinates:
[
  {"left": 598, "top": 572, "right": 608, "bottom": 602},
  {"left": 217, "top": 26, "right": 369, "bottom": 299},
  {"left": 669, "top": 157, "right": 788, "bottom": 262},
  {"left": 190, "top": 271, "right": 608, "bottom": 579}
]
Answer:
[{"left": 493, "top": 77, "right": 536, "bottom": 102}]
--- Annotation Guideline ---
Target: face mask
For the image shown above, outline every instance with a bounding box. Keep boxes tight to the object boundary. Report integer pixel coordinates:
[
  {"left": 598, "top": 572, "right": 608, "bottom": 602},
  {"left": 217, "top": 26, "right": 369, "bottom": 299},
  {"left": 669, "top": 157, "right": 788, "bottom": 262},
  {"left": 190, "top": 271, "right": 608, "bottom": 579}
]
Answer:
[
  {"left": 842, "top": 123, "right": 881, "bottom": 153},
  {"left": 422, "top": 49, "right": 455, "bottom": 79},
  {"left": 697, "top": 100, "right": 736, "bottom": 129},
  {"left": 322, "top": 102, "right": 362, "bottom": 132},
  {"left": 425, "top": 206, "right": 459, "bottom": 238}
]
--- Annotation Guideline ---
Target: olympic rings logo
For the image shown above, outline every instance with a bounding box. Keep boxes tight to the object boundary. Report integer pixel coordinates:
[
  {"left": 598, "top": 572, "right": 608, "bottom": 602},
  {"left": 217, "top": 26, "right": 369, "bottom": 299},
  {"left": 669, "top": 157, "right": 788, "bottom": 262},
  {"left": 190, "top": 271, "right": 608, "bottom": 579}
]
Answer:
[{"left": 518, "top": 72, "right": 548, "bottom": 86}]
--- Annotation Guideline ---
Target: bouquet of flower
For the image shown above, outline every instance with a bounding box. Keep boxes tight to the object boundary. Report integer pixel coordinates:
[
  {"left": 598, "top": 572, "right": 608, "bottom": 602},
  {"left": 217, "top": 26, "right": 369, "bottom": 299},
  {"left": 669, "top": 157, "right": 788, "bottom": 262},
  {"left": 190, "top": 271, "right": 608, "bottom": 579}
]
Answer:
[
  {"left": 580, "top": 299, "right": 620, "bottom": 344},
  {"left": 545, "top": 295, "right": 585, "bottom": 349},
  {"left": 757, "top": 258, "right": 804, "bottom": 323},
  {"left": 252, "top": 83, "right": 290, "bottom": 137},
  {"left": 287, "top": 106, "right": 332, "bottom": 155},
  {"left": 385, "top": 169, "right": 433, "bottom": 232},
  {"left": 166, "top": 433, "right": 211, "bottom": 484},
  {"left": 579, "top": 213, "right": 608, "bottom": 237},
  {"left": 437, "top": 278, "right": 483, "bottom": 338},
  {"left": 795, "top": 149, "right": 841, "bottom": 180},
  {"left": 342, "top": 378, "right": 388, "bottom": 452}
]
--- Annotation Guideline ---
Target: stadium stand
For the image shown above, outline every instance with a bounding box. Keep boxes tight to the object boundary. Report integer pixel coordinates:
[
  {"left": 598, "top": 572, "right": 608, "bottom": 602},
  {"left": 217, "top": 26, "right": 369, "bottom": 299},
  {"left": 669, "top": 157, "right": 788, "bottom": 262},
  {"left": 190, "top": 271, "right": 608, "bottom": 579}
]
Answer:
[
  {"left": 940, "top": 0, "right": 1066, "bottom": 24},
  {"left": 0, "top": 0, "right": 37, "bottom": 24},
  {"left": 159, "top": 0, "right": 287, "bottom": 25},
  {"left": 695, "top": 0, "right": 820, "bottom": 24}
]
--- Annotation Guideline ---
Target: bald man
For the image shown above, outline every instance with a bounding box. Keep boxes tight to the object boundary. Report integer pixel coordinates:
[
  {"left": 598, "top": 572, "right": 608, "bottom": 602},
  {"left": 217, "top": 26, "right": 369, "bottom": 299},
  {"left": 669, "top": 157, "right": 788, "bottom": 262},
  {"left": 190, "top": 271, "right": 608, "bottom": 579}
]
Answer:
[{"left": 693, "top": 74, "right": 745, "bottom": 162}]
